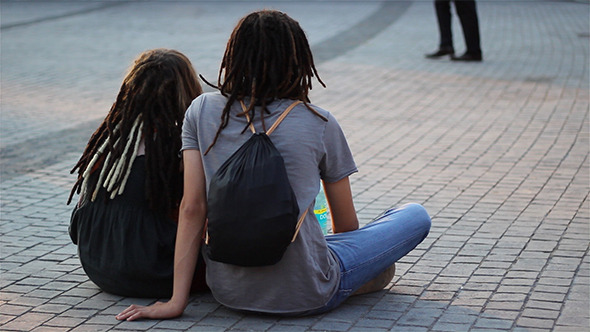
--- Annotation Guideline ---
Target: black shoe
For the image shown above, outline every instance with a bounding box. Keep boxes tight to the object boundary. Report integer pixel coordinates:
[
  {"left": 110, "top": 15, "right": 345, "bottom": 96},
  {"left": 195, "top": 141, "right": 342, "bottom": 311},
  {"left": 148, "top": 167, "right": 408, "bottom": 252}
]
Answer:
[
  {"left": 425, "top": 47, "right": 454, "bottom": 58},
  {"left": 451, "top": 53, "right": 482, "bottom": 62}
]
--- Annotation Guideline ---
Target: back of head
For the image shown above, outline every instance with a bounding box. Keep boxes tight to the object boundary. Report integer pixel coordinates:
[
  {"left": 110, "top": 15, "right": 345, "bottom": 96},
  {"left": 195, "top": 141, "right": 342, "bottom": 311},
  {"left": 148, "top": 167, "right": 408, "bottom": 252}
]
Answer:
[
  {"left": 121, "top": 49, "right": 201, "bottom": 125},
  {"left": 205, "top": 10, "right": 324, "bottom": 154},
  {"left": 219, "top": 9, "right": 323, "bottom": 104},
  {"left": 69, "top": 48, "right": 202, "bottom": 213}
]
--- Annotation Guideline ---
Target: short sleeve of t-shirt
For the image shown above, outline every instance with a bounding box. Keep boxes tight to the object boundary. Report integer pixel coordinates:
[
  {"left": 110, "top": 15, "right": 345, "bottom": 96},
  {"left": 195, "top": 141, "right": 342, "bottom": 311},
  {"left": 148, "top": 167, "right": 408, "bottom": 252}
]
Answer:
[
  {"left": 181, "top": 96, "right": 202, "bottom": 151},
  {"left": 320, "top": 112, "right": 357, "bottom": 183}
]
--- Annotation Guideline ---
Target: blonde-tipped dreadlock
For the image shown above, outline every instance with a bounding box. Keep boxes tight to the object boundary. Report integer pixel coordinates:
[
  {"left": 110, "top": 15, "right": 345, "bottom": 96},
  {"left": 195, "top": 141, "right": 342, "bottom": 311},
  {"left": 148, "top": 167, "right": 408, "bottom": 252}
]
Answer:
[{"left": 68, "top": 49, "right": 202, "bottom": 213}]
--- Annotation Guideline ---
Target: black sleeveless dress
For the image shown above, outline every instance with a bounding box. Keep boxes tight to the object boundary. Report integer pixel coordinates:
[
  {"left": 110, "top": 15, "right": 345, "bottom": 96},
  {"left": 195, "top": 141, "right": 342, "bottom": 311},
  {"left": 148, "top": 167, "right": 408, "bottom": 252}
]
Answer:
[{"left": 69, "top": 156, "right": 177, "bottom": 298}]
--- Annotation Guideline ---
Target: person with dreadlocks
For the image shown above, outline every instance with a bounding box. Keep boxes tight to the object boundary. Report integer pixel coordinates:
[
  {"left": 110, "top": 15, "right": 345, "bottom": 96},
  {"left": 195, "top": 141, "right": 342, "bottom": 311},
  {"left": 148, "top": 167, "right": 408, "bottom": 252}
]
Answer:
[
  {"left": 116, "top": 10, "right": 430, "bottom": 320},
  {"left": 68, "top": 48, "right": 205, "bottom": 298}
]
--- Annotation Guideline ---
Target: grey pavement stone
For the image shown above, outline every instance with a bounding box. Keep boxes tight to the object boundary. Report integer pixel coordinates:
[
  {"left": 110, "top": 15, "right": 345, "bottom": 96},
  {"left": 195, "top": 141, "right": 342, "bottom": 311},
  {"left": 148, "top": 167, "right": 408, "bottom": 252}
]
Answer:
[
  {"left": 473, "top": 317, "right": 514, "bottom": 330},
  {"left": 113, "top": 319, "right": 157, "bottom": 331},
  {"left": 8, "top": 295, "right": 49, "bottom": 307},
  {"left": 152, "top": 319, "right": 197, "bottom": 331},
  {"left": 312, "top": 320, "right": 353, "bottom": 331},
  {"left": 515, "top": 316, "right": 555, "bottom": 330},
  {"left": 185, "top": 326, "right": 227, "bottom": 332},
  {"left": 0, "top": 303, "right": 31, "bottom": 316},
  {"left": 431, "top": 322, "right": 471, "bottom": 332},
  {"left": 1, "top": 312, "right": 55, "bottom": 331},
  {"left": 353, "top": 317, "right": 395, "bottom": 329},
  {"left": 480, "top": 310, "right": 519, "bottom": 321},
  {"left": 43, "top": 316, "right": 86, "bottom": 328}
]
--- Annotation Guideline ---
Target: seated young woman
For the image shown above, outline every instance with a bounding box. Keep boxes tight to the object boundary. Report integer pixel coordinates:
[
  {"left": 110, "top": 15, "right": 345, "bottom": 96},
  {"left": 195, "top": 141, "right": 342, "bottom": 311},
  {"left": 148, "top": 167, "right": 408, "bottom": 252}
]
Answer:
[
  {"left": 116, "top": 11, "right": 431, "bottom": 319},
  {"left": 68, "top": 48, "right": 205, "bottom": 298}
]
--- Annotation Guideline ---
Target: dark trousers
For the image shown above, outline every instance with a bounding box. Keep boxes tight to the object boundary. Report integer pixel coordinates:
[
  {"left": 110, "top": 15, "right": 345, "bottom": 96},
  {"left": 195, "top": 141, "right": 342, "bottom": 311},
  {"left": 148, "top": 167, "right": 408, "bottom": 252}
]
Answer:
[{"left": 435, "top": 0, "right": 481, "bottom": 55}]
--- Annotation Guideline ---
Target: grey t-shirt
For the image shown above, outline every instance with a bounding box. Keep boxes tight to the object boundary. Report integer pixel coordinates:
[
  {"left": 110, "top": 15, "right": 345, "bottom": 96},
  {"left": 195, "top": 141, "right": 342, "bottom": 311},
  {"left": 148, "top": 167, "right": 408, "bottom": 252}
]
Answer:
[{"left": 182, "top": 92, "right": 357, "bottom": 314}]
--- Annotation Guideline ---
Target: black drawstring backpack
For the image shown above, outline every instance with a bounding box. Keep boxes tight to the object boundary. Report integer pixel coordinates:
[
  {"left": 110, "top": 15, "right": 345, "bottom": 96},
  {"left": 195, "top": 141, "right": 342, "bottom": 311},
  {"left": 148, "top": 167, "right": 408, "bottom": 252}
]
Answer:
[{"left": 205, "top": 100, "right": 308, "bottom": 267}]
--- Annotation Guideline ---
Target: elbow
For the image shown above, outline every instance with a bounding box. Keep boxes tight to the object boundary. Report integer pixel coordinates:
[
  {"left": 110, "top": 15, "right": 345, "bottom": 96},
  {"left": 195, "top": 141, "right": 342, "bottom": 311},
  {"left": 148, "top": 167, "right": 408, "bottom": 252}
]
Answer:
[{"left": 179, "top": 199, "right": 207, "bottom": 221}]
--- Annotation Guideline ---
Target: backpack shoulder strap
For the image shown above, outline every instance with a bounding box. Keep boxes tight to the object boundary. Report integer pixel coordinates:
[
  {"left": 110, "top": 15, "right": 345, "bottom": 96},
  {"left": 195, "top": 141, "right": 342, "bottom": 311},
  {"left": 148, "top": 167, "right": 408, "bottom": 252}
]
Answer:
[
  {"left": 267, "top": 100, "right": 302, "bottom": 136},
  {"left": 240, "top": 100, "right": 302, "bottom": 135},
  {"left": 291, "top": 206, "right": 310, "bottom": 242},
  {"left": 239, "top": 100, "right": 257, "bottom": 134}
]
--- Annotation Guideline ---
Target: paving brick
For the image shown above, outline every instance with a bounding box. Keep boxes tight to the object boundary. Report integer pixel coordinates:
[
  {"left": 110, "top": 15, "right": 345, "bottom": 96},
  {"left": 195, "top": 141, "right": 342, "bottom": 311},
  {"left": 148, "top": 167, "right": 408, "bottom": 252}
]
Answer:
[
  {"left": 43, "top": 316, "right": 86, "bottom": 328},
  {"left": 521, "top": 308, "right": 560, "bottom": 320},
  {"left": 312, "top": 319, "right": 353, "bottom": 331},
  {"left": 501, "top": 278, "right": 537, "bottom": 286},
  {"left": 194, "top": 316, "right": 239, "bottom": 329},
  {"left": 1, "top": 312, "right": 54, "bottom": 331},
  {"left": 353, "top": 317, "right": 395, "bottom": 329},
  {"left": 495, "top": 285, "right": 531, "bottom": 294},
  {"left": 528, "top": 291, "right": 566, "bottom": 303},
  {"left": 8, "top": 295, "right": 48, "bottom": 307},
  {"left": 348, "top": 327, "right": 389, "bottom": 332},
  {"left": 114, "top": 319, "right": 158, "bottom": 331},
  {"left": 450, "top": 297, "right": 487, "bottom": 307},
  {"left": 0, "top": 304, "right": 31, "bottom": 315},
  {"left": 152, "top": 320, "right": 196, "bottom": 330},
  {"left": 31, "top": 327, "right": 70, "bottom": 332},
  {"left": 555, "top": 299, "right": 590, "bottom": 327},
  {"left": 431, "top": 322, "right": 471, "bottom": 332},
  {"left": 516, "top": 317, "right": 555, "bottom": 329},
  {"left": 365, "top": 309, "right": 403, "bottom": 321},
  {"left": 0, "top": 315, "right": 16, "bottom": 325},
  {"left": 185, "top": 325, "right": 227, "bottom": 332},
  {"left": 231, "top": 317, "right": 278, "bottom": 331},
  {"left": 396, "top": 311, "right": 438, "bottom": 327},
  {"left": 84, "top": 314, "right": 119, "bottom": 326},
  {"left": 267, "top": 323, "right": 314, "bottom": 332},
  {"left": 47, "top": 296, "right": 86, "bottom": 306},
  {"left": 31, "top": 303, "right": 71, "bottom": 314},
  {"left": 76, "top": 298, "right": 114, "bottom": 310},
  {"left": 419, "top": 291, "right": 455, "bottom": 301},
  {"left": 485, "top": 301, "right": 524, "bottom": 311},
  {"left": 437, "top": 312, "right": 477, "bottom": 325},
  {"left": 473, "top": 317, "right": 514, "bottom": 330},
  {"left": 480, "top": 309, "right": 520, "bottom": 320},
  {"left": 60, "top": 308, "right": 99, "bottom": 318}
]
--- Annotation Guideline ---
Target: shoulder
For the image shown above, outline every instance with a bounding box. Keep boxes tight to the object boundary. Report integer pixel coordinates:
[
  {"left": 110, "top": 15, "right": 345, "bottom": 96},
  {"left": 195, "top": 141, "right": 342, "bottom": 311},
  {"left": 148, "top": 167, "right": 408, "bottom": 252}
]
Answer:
[
  {"left": 186, "top": 92, "right": 227, "bottom": 119},
  {"left": 297, "top": 102, "right": 343, "bottom": 133},
  {"left": 288, "top": 101, "right": 334, "bottom": 124},
  {"left": 188, "top": 92, "right": 226, "bottom": 109}
]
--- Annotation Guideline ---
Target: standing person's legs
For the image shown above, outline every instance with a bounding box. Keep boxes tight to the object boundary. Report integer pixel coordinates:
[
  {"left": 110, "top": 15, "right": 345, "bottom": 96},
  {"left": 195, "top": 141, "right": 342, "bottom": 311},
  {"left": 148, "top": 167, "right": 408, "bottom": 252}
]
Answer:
[
  {"left": 454, "top": 0, "right": 482, "bottom": 57},
  {"left": 435, "top": 0, "right": 454, "bottom": 50},
  {"left": 303, "top": 203, "right": 431, "bottom": 316}
]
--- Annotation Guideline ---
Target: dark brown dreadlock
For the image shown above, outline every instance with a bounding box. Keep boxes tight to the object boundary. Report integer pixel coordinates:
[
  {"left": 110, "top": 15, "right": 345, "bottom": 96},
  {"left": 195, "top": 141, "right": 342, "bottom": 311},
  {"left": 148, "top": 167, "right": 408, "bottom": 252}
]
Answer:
[
  {"left": 204, "top": 9, "right": 327, "bottom": 155},
  {"left": 68, "top": 49, "right": 202, "bottom": 214}
]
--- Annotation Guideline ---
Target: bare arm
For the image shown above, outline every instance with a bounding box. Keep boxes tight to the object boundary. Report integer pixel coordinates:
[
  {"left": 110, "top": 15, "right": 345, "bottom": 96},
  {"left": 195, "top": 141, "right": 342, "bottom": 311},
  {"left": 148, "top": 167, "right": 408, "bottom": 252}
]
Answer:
[
  {"left": 324, "top": 177, "right": 359, "bottom": 233},
  {"left": 116, "top": 150, "right": 207, "bottom": 321}
]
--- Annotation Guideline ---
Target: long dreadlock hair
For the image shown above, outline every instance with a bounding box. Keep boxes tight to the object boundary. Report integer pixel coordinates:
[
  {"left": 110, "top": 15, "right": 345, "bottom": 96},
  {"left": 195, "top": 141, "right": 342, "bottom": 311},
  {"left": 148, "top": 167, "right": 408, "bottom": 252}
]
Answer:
[
  {"left": 204, "top": 9, "right": 327, "bottom": 155},
  {"left": 68, "top": 49, "right": 202, "bottom": 214}
]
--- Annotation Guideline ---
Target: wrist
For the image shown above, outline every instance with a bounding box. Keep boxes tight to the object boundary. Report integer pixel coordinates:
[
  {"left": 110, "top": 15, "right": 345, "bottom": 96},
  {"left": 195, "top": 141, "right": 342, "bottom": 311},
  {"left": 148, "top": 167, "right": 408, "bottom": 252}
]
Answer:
[{"left": 168, "top": 296, "right": 188, "bottom": 313}]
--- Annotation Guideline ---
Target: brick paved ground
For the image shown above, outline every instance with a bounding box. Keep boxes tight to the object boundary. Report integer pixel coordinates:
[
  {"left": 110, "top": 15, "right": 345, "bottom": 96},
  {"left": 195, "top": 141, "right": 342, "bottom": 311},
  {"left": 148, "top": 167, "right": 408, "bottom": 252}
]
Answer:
[{"left": 1, "top": 1, "right": 588, "bottom": 331}]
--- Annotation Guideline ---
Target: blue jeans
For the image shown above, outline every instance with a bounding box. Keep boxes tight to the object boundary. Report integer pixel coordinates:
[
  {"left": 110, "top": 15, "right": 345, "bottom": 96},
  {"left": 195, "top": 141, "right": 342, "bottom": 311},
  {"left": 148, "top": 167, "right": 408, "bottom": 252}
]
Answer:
[{"left": 303, "top": 203, "right": 431, "bottom": 316}]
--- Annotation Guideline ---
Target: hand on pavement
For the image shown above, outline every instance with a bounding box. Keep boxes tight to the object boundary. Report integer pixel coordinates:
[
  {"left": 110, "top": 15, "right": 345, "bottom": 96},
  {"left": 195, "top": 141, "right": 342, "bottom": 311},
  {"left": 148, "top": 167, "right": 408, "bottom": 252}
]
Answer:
[{"left": 115, "top": 300, "right": 184, "bottom": 321}]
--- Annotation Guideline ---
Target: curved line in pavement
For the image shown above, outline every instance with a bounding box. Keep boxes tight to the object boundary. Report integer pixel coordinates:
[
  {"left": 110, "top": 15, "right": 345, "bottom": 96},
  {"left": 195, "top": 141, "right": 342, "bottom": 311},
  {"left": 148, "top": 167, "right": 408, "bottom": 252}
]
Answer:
[
  {"left": 313, "top": 1, "right": 412, "bottom": 64},
  {"left": 1, "top": 3, "right": 127, "bottom": 31},
  {"left": 0, "top": 1, "right": 412, "bottom": 180}
]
